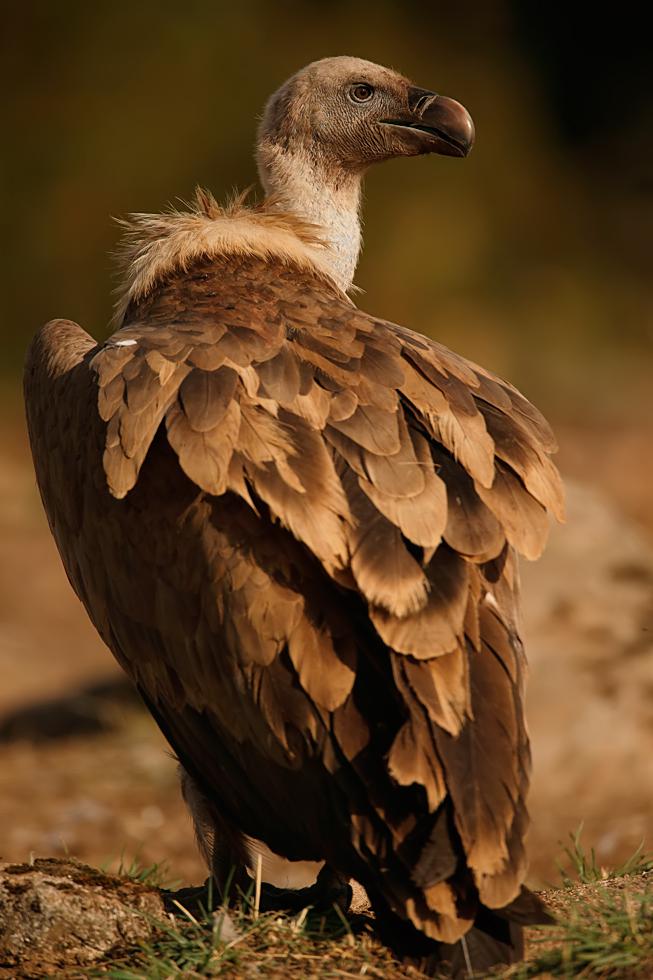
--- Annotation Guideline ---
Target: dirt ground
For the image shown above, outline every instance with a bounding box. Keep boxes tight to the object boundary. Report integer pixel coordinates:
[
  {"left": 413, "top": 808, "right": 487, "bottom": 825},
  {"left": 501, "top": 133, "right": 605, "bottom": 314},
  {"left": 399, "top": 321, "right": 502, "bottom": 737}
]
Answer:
[
  {"left": 1, "top": 411, "right": 651, "bottom": 889},
  {"left": 1, "top": 856, "right": 650, "bottom": 978}
]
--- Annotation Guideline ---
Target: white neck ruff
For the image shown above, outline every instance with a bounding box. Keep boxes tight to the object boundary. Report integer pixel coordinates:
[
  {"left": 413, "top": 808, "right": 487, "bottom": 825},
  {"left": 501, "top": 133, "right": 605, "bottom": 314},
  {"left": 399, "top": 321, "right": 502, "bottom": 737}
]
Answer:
[{"left": 113, "top": 189, "right": 349, "bottom": 325}]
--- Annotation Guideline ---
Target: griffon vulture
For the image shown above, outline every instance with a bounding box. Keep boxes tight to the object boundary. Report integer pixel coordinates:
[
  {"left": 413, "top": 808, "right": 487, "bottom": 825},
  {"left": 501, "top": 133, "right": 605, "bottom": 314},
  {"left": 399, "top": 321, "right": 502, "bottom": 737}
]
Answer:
[{"left": 24, "top": 57, "right": 562, "bottom": 976}]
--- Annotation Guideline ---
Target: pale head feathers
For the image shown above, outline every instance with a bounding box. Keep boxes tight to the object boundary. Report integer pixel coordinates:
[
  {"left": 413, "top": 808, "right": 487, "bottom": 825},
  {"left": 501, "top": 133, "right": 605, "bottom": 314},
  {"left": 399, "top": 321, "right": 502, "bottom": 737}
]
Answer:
[{"left": 257, "top": 56, "right": 414, "bottom": 179}]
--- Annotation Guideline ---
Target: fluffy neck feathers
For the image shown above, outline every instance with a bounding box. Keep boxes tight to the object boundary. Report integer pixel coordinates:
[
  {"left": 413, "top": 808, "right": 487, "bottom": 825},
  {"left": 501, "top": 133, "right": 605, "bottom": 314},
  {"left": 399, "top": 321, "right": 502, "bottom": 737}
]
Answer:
[{"left": 113, "top": 189, "right": 348, "bottom": 326}]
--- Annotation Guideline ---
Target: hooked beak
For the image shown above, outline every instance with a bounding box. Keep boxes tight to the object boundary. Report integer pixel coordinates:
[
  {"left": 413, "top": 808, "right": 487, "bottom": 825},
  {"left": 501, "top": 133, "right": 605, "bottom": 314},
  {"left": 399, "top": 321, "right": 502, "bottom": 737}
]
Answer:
[{"left": 382, "top": 88, "right": 475, "bottom": 158}]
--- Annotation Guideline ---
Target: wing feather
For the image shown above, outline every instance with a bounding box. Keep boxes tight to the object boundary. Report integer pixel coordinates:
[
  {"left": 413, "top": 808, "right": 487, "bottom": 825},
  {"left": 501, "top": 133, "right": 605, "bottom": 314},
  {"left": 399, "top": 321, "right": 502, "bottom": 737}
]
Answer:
[
  {"left": 370, "top": 545, "right": 469, "bottom": 658},
  {"left": 180, "top": 367, "right": 239, "bottom": 432},
  {"left": 340, "top": 465, "right": 430, "bottom": 617},
  {"left": 435, "top": 448, "right": 506, "bottom": 561},
  {"left": 358, "top": 430, "right": 448, "bottom": 549}
]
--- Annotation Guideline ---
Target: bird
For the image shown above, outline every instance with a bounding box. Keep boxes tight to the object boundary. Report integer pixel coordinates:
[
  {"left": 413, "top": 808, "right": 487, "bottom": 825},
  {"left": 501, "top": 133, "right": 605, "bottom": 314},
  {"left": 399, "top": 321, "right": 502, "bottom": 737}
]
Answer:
[{"left": 24, "top": 56, "right": 563, "bottom": 976}]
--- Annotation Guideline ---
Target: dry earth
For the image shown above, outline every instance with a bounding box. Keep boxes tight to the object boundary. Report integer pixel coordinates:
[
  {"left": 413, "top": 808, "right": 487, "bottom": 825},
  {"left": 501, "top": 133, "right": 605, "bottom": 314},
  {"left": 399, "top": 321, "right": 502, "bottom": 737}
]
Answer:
[{"left": 1, "top": 858, "right": 651, "bottom": 978}]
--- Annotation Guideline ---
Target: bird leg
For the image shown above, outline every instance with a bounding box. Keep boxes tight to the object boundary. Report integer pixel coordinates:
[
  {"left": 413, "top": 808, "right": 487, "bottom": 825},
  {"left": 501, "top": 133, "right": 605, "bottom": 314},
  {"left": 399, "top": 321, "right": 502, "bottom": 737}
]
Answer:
[
  {"left": 180, "top": 768, "right": 351, "bottom": 913},
  {"left": 180, "top": 768, "right": 251, "bottom": 901}
]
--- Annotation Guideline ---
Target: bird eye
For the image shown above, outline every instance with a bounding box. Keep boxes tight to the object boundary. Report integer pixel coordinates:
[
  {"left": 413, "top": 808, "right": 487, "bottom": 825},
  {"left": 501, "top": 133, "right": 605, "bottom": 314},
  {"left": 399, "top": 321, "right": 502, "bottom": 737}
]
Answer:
[{"left": 349, "top": 83, "right": 374, "bottom": 104}]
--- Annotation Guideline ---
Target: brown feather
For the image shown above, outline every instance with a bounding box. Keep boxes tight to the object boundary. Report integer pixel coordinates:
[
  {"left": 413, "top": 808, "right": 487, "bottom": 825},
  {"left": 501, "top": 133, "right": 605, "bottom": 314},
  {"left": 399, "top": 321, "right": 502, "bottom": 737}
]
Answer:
[
  {"left": 435, "top": 449, "right": 505, "bottom": 561},
  {"left": 387, "top": 716, "right": 447, "bottom": 812},
  {"left": 288, "top": 617, "right": 356, "bottom": 712},
  {"left": 91, "top": 341, "right": 136, "bottom": 387},
  {"left": 477, "top": 463, "right": 550, "bottom": 561},
  {"left": 145, "top": 349, "right": 178, "bottom": 386},
  {"left": 340, "top": 466, "right": 429, "bottom": 617},
  {"left": 97, "top": 373, "right": 125, "bottom": 421},
  {"left": 255, "top": 347, "right": 302, "bottom": 403},
  {"left": 180, "top": 368, "right": 239, "bottom": 432},
  {"left": 329, "top": 403, "right": 401, "bottom": 456},
  {"left": 187, "top": 345, "right": 229, "bottom": 371},
  {"left": 479, "top": 402, "right": 565, "bottom": 521},
  {"left": 328, "top": 387, "right": 358, "bottom": 422},
  {"left": 284, "top": 382, "right": 332, "bottom": 428},
  {"left": 399, "top": 361, "right": 496, "bottom": 488},
  {"left": 358, "top": 430, "right": 447, "bottom": 549},
  {"left": 400, "top": 647, "right": 471, "bottom": 737},
  {"left": 370, "top": 545, "right": 469, "bottom": 658},
  {"left": 362, "top": 412, "right": 425, "bottom": 498},
  {"left": 432, "top": 636, "right": 522, "bottom": 883},
  {"left": 166, "top": 397, "right": 241, "bottom": 496}
]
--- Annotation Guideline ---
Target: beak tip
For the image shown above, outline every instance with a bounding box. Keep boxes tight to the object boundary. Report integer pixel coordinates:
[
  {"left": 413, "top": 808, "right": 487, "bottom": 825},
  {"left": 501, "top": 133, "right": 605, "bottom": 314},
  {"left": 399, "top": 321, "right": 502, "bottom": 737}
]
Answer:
[
  {"left": 464, "top": 117, "right": 476, "bottom": 155},
  {"left": 383, "top": 91, "right": 475, "bottom": 158},
  {"left": 436, "top": 95, "right": 475, "bottom": 156}
]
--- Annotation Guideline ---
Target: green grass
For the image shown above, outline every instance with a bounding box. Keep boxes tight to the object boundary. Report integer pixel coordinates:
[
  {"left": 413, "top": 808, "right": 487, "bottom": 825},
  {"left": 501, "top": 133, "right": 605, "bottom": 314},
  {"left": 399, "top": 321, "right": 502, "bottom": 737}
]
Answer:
[
  {"left": 94, "top": 833, "right": 653, "bottom": 979},
  {"left": 101, "top": 907, "right": 257, "bottom": 979},
  {"left": 101, "top": 849, "right": 180, "bottom": 890},
  {"left": 506, "top": 886, "right": 653, "bottom": 979},
  {"left": 500, "top": 834, "right": 653, "bottom": 978},
  {"left": 97, "top": 897, "right": 385, "bottom": 980},
  {"left": 558, "top": 825, "right": 653, "bottom": 886},
  {"left": 98, "top": 876, "right": 653, "bottom": 980}
]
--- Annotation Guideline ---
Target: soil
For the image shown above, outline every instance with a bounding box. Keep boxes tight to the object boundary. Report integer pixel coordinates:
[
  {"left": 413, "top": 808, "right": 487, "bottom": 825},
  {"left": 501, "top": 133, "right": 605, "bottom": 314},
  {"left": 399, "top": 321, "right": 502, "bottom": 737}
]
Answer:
[{"left": 1, "top": 858, "right": 651, "bottom": 978}]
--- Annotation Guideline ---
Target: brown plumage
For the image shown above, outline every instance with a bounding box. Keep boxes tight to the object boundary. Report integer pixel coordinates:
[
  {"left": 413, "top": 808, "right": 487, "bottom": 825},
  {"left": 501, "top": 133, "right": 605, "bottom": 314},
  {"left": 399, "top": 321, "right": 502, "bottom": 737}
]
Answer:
[{"left": 24, "top": 57, "right": 561, "bottom": 977}]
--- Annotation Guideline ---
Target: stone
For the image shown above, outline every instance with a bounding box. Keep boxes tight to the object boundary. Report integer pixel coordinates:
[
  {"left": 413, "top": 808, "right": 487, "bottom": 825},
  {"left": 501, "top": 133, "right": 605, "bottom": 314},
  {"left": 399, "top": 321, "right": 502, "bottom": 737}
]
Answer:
[{"left": 0, "top": 857, "right": 164, "bottom": 973}]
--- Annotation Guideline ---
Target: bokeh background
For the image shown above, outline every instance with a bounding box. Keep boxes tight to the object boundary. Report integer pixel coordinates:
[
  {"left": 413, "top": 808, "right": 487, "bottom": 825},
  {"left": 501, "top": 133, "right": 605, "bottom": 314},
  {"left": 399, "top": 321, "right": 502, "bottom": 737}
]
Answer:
[{"left": 1, "top": 2, "right": 651, "bottom": 887}]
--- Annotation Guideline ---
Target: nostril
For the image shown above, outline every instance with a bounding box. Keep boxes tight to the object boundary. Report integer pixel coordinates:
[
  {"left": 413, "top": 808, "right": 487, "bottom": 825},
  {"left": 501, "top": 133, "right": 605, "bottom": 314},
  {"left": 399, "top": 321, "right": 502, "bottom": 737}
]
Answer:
[
  {"left": 413, "top": 93, "right": 435, "bottom": 116},
  {"left": 407, "top": 87, "right": 439, "bottom": 117}
]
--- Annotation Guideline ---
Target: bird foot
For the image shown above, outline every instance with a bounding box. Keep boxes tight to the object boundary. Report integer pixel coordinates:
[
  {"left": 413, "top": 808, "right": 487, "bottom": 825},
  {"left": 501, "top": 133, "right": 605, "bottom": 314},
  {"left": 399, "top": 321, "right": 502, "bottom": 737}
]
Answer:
[
  {"left": 167, "top": 864, "right": 352, "bottom": 919},
  {"left": 257, "top": 866, "right": 352, "bottom": 914}
]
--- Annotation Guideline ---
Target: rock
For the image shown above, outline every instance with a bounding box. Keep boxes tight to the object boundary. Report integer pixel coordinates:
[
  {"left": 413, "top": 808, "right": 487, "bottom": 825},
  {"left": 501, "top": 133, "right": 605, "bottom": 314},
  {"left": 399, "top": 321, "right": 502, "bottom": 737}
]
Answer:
[
  {"left": 350, "top": 880, "right": 371, "bottom": 914},
  {"left": 0, "top": 857, "right": 164, "bottom": 974}
]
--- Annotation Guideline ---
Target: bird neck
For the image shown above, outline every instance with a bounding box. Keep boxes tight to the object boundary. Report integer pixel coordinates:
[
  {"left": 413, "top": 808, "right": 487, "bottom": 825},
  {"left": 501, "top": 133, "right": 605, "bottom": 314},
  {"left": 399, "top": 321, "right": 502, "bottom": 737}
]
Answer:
[{"left": 259, "top": 147, "right": 363, "bottom": 292}]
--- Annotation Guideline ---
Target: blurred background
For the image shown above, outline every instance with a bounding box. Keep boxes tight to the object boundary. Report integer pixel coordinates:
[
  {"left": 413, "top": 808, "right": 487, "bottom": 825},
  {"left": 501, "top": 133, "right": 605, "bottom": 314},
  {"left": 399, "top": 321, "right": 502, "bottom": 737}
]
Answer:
[{"left": 1, "top": 1, "right": 651, "bottom": 886}]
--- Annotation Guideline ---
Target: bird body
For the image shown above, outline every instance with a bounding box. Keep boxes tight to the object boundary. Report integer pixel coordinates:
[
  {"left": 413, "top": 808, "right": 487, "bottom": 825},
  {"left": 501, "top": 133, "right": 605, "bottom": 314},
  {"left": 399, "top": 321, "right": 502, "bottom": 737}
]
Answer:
[{"left": 24, "top": 58, "right": 562, "bottom": 976}]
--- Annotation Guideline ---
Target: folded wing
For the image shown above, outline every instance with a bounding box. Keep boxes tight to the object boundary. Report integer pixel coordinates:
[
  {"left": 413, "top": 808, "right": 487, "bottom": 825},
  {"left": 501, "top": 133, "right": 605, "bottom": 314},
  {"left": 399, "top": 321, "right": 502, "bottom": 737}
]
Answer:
[{"left": 25, "top": 252, "right": 563, "bottom": 942}]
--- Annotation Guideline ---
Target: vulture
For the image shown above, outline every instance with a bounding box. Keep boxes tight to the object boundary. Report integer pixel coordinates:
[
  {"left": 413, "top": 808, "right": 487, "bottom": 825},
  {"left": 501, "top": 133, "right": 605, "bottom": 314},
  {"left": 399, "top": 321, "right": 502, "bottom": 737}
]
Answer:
[{"left": 24, "top": 57, "right": 563, "bottom": 977}]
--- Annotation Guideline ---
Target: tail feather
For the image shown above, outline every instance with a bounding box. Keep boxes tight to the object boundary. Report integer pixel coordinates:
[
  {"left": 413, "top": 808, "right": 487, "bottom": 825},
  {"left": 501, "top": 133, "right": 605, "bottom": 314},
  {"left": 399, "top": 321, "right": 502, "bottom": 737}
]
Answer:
[
  {"left": 372, "top": 889, "right": 551, "bottom": 978},
  {"left": 432, "top": 911, "right": 524, "bottom": 978}
]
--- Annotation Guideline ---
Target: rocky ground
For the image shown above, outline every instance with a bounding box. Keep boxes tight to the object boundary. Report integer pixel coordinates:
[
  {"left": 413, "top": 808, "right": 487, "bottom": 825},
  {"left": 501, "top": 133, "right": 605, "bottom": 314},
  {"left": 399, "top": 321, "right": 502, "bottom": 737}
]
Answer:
[{"left": 0, "top": 857, "right": 651, "bottom": 978}]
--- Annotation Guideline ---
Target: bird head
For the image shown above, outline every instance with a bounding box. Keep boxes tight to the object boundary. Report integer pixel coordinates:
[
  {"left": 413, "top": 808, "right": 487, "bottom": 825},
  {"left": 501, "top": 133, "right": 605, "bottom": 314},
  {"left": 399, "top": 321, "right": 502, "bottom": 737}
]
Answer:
[{"left": 257, "top": 55, "right": 474, "bottom": 182}]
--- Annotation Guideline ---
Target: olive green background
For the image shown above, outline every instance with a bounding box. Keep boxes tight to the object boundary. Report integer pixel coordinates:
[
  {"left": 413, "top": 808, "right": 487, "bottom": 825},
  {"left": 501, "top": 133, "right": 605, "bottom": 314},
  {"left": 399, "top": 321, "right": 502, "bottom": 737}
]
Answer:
[{"left": 2, "top": 1, "right": 651, "bottom": 424}]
